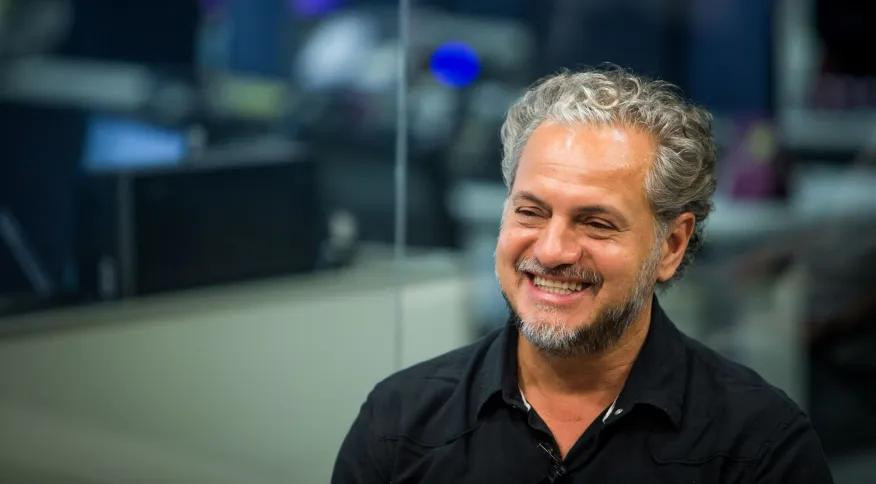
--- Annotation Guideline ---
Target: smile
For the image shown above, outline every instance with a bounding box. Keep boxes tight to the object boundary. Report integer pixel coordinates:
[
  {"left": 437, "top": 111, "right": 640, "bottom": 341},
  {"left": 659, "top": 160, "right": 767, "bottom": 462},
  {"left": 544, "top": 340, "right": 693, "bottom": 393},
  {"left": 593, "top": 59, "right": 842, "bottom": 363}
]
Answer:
[{"left": 529, "top": 275, "right": 591, "bottom": 295}]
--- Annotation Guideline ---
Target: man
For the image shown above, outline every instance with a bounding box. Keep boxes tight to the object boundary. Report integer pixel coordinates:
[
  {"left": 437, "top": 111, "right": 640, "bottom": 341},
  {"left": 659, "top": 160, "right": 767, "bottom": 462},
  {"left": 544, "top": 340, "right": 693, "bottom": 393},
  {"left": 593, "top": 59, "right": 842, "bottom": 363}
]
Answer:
[{"left": 332, "top": 67, "right": 833, "bottom": 483}]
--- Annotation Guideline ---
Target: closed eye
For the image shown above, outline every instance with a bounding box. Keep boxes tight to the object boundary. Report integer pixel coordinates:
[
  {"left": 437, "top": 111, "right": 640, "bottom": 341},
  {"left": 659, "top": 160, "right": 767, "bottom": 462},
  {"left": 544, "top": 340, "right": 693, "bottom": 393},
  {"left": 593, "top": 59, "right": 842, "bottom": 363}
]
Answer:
[
  {"left": 585, "top": 220, "right": 615, "bottom": 230},
  {"left": 516, "top": 207, "right": 543, "bottom": 218}
]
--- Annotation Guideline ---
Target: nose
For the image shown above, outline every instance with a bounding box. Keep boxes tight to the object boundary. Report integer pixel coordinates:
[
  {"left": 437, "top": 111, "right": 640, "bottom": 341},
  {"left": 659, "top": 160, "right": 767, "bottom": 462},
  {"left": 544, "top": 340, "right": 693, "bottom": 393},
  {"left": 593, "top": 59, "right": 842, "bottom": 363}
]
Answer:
[{"left": 532, "top": 218, "right": 582, "bottom": 269}]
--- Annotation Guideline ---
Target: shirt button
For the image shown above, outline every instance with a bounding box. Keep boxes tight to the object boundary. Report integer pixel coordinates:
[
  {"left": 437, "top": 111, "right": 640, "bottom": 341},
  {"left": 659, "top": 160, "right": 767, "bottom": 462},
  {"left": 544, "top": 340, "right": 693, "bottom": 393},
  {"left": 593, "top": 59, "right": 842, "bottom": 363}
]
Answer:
[{"left": 614, "top": 408, "right": 623, "bottom": 416}]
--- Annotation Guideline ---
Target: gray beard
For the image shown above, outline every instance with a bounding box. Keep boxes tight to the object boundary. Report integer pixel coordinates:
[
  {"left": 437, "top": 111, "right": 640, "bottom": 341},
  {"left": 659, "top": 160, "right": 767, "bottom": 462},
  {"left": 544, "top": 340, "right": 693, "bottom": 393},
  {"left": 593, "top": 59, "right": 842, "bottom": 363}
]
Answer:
[{"left": 506, "top": 246, "right": 660, "bottom": 357}]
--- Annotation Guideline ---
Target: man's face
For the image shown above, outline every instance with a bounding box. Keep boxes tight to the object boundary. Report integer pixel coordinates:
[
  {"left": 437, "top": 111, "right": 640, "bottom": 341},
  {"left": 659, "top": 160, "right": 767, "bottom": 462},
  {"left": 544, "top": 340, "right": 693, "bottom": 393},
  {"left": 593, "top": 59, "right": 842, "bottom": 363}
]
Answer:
[{"left": 495, "top": 121, "right": 662, "bottom": 355}]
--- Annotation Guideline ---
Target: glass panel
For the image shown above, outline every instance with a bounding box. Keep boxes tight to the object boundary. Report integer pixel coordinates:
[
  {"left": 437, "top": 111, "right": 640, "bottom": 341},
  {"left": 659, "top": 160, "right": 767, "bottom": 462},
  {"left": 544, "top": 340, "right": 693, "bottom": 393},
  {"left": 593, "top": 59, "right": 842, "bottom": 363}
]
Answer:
[
  {"left": 0, "top": 1, "right": 400, "bottom": 481},
  {"left": 401, "top": 0, "right": 876, "bottom": 480}
]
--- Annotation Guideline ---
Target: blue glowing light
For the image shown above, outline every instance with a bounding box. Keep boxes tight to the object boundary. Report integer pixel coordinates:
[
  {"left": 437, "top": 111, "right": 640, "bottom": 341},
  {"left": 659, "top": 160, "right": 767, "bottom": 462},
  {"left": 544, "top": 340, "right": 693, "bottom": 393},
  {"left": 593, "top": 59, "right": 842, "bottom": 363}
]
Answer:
[
  {"left": 429, "top": 42, "right": 480, "bottom": 87},
  {"left": 290, "top": 0, "right": 344, "bottom": 18}
]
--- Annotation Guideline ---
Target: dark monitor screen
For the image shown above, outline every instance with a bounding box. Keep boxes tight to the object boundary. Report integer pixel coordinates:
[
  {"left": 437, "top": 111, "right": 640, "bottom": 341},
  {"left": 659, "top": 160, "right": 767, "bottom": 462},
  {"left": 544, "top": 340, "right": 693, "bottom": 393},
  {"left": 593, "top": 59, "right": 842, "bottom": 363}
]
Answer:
[{"left": 133, "top": 161, "right": 322, "bottom": 294}]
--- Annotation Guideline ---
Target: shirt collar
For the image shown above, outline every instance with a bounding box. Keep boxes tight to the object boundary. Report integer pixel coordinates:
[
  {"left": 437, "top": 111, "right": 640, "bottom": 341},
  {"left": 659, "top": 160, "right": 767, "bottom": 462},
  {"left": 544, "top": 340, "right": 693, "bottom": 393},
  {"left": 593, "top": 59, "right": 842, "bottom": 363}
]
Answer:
[
  {"left": 615, "top": 296, "right": 688, "bottom": 428},
  {"left": 471, "top": 296, "right": 688, "bottom": 428},
  {"left": 469, "top": 315, "right": 520, "bottom": 420}
]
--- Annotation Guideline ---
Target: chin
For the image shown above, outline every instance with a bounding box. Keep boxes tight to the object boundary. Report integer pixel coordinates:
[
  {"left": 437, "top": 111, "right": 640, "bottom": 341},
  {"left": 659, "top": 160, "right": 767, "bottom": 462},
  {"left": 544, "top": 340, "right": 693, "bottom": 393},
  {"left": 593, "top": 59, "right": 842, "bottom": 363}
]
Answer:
[{"left": 529, "top": 308, "right": 595, "bottom": 330}]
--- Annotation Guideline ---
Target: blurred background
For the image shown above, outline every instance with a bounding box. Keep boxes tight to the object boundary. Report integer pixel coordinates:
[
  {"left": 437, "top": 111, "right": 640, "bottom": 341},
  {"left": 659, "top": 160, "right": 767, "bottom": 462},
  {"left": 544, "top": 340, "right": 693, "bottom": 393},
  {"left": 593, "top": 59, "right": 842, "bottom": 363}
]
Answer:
[{"left": 0, "top": 0, "right": 874, "bottom": 481}]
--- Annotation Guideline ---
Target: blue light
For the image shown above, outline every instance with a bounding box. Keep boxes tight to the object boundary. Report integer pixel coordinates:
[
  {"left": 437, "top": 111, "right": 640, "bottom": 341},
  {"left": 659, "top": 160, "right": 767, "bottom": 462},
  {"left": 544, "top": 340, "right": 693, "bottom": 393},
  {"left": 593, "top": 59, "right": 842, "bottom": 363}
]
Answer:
[
  {"left": 82, "top": 116, "right": 186, "bottom": 172},
  {"left": 430, "top": 42, "right": 480, "bottom": 88},
  {"left": 290, "top": 0, "right": 344, "bottom": 18}
]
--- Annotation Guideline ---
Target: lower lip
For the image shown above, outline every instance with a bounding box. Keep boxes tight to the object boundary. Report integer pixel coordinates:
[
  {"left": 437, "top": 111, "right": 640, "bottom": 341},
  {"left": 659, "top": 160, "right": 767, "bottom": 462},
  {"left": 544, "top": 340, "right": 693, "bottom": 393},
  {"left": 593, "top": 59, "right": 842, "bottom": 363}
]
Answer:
[{"left": 525, "top": 276, "right": 593, "bottom": 305}]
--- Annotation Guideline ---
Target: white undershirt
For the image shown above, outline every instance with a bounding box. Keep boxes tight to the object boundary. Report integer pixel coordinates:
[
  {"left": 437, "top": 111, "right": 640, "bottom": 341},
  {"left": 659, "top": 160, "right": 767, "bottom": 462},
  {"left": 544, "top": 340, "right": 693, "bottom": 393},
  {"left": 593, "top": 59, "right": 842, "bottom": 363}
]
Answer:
[{"left": 519, "top": 387, "right": 620, "bottom": 424}]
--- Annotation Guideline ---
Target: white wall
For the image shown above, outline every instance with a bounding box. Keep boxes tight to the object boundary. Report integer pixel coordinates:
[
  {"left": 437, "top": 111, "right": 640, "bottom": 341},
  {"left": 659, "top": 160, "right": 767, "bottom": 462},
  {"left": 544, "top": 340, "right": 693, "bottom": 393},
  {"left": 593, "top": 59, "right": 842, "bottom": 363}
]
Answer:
[{"left": 0, "top": 253, "right": 474, "bottom": 483}]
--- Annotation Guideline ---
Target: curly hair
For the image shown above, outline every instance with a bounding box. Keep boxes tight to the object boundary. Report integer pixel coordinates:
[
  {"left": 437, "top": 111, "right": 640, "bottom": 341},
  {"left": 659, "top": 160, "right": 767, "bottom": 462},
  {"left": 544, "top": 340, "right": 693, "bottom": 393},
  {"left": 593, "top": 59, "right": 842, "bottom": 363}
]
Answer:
[{"left": 500, "top": 66, "right": 717, "bottom": 282}]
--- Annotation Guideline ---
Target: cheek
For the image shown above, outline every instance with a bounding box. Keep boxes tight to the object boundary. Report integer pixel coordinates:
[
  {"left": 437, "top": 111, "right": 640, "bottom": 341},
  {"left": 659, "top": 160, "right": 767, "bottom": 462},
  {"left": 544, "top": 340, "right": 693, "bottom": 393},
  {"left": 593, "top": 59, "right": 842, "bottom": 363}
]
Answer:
[
  {"left": 578, "top": 239, "right": 629, "bottom": 276},
  {"left": 495, "top": 228, "right": 528, "bottom": 282},
  {"left": 591, "top": 240, "right": 643, "bottom": 283},
  {"left": 494, "top": 233, "right": 514, "bottom": 275},
  {"left": 496, "top": 226, "right": 530, "bottom": 263}
]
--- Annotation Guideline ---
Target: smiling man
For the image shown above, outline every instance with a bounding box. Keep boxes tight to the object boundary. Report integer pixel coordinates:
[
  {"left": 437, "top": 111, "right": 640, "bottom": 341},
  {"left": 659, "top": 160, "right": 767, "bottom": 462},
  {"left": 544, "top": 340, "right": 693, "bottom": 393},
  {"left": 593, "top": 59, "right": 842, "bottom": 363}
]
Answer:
[{"left": 332, "top": 68, "right": 833, "bottom": 483}]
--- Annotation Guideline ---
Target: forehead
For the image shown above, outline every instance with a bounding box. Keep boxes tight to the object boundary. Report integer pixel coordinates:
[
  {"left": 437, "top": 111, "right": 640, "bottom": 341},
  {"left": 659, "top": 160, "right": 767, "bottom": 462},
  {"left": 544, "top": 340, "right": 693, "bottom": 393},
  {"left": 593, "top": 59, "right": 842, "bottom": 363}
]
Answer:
[{"left": 513, "top": 121, "right": 655, "bottom": 210}]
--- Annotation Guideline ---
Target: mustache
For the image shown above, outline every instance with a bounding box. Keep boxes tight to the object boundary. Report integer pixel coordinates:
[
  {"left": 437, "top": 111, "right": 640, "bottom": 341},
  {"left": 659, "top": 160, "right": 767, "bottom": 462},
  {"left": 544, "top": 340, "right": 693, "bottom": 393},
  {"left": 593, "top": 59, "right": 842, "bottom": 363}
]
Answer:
[{"left": 515, "top": 258, "right": 604, "bottom": 287}]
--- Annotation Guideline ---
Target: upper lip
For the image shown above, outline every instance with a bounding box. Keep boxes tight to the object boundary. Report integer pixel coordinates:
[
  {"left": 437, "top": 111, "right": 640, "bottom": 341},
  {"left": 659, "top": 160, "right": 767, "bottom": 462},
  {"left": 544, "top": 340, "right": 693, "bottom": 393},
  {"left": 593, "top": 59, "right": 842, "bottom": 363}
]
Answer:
[{"left": 526, "top": 272, "right": 591, "bottom": 285}]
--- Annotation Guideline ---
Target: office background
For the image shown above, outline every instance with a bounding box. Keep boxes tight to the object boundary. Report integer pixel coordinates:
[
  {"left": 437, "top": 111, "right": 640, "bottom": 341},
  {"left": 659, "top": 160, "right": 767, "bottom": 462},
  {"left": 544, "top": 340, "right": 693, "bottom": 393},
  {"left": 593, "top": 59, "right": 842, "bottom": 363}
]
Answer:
[{"left": 1, "top": 0, "right": 874, "bottom": 481}]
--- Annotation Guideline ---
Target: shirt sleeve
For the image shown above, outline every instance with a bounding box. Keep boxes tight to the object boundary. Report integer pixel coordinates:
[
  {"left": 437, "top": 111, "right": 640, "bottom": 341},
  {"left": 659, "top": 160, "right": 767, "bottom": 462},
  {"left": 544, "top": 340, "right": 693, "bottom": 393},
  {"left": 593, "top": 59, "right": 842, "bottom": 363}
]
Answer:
[
  {"left": 331, "top": 393, "right": 391, "bottom": 484},
  {"left": 754, "top": 411, "right": 834, "bottom": 484}
]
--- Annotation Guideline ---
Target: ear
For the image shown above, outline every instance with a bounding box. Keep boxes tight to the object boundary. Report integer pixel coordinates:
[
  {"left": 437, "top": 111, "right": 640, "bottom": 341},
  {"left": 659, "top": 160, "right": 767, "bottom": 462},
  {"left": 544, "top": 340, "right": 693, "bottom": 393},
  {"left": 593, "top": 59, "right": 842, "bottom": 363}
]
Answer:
[{"left": 656, "top": 212, "right": 695, "bottom": 282}]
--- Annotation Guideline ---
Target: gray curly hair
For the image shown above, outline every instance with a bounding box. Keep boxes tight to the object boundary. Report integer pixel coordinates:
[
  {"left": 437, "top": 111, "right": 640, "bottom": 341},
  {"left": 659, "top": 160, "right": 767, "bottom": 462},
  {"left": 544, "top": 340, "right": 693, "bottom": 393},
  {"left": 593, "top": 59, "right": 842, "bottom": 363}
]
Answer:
[{"left": 500, "top": 67, "right": 717, "bottom": 282}]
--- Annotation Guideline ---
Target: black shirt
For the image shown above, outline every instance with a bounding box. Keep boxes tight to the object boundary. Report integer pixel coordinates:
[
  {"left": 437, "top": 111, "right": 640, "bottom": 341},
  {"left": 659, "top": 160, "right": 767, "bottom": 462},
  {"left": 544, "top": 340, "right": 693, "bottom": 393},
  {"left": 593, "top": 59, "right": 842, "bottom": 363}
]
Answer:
[{"left": 332, "top": 299, "right": 833, "bottom": 483}]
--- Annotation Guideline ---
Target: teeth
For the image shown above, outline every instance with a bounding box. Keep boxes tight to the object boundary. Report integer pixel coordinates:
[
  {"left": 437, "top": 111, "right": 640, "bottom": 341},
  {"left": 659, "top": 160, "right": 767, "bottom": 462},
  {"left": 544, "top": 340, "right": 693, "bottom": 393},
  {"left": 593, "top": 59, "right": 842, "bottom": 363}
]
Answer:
[{"left": 533, "top": 276, "right": 586, "bottom": 293}]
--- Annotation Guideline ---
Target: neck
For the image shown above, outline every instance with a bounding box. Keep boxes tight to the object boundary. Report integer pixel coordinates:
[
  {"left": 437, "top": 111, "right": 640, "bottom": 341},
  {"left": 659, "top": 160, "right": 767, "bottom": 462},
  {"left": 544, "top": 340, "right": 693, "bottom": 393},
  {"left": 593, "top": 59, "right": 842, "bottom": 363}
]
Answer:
[{"left": 517, "top": 298, "right": 653, "bottom": 398}]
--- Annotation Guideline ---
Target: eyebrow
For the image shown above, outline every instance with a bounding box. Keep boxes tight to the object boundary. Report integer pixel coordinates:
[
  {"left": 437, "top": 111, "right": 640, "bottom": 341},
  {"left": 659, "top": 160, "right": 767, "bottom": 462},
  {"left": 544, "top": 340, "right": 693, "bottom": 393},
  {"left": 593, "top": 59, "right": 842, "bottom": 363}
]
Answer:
[{"left": 511, "top": 191, "right": 630, "bottom": 227}]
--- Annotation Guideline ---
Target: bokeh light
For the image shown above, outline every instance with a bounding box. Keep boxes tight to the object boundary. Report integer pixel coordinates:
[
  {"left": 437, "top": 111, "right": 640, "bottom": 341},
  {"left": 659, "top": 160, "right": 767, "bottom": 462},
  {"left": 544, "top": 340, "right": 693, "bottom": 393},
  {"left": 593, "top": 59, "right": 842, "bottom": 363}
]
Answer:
[{"left": 429, "top": 41, "right": 480, "bottom": 88}]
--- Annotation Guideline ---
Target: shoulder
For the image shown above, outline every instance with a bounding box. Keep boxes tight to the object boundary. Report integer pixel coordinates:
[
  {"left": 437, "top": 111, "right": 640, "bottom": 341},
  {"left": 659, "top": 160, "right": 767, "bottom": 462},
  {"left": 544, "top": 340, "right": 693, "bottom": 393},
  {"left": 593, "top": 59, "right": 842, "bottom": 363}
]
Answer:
[
  {"left": 679, "top": 333, "right": 810, "bottom": 458},
  {"left": 650, "top": 329, "right": 831, "bottom": 481},
  {"left": 371, "top": 328, "right": 495, "bottom": 400},
  {"left": 332, "top": 333, "right": 500, "bottom": 483},
  {"left": 364, "top": 328, "right": 503, "bottom": 444},
  {"left": 685, "top": 333, "right": 800, "bottom": 412}
]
